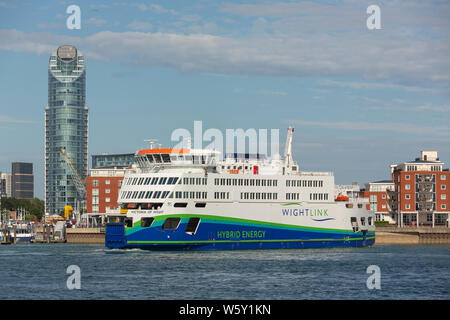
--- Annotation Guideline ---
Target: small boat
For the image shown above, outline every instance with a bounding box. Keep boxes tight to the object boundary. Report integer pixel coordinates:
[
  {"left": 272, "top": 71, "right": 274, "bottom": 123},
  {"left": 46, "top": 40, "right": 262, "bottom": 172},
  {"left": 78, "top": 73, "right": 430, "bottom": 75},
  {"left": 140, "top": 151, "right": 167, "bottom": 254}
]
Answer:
[{"left": 11, "top": 224, "right": 33, "bottom": 243}]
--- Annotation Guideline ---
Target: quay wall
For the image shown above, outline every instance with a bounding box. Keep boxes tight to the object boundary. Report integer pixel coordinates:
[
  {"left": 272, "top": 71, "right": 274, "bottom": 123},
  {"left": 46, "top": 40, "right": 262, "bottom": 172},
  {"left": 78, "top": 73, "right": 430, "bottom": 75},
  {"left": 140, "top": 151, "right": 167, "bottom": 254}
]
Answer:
[
  {"left": 375, "top": 227, "right": 450, "bottom": 245},
  {"left": 66, "top": 228, "right": 105, "bottom": 244}
]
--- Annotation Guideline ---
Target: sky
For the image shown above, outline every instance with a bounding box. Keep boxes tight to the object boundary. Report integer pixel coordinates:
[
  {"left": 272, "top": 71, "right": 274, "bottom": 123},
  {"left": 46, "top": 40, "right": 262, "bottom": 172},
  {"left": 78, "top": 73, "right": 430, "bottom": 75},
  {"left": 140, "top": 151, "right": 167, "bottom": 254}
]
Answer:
[{"left": 0, "top": 0, "right": 449, "bottom": 199}]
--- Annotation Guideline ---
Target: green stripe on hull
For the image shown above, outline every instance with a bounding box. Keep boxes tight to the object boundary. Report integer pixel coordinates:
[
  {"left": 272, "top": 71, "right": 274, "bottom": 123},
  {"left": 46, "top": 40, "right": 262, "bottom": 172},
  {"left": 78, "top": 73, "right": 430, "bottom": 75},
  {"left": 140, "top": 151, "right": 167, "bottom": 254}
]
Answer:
[
  {"left": 127, "top": 237, "right": 376, "bottom": 245},
  {"left": 126, "top": 213, "right": 355, "bottom": 234}
]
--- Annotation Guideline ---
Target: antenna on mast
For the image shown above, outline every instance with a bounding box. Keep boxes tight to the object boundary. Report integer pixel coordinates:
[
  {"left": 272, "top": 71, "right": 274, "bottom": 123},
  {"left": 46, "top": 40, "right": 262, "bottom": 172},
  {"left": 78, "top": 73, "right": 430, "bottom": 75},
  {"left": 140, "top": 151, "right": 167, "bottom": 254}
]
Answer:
[
  {"left": 144, "top": 139, "right": 158, "bottom": 149},
  {"left": 187, "top": 137, "right": 192, "bottom": 150},
  {"left": 284, "top": 126, "right": 294, "bottom": 167}
]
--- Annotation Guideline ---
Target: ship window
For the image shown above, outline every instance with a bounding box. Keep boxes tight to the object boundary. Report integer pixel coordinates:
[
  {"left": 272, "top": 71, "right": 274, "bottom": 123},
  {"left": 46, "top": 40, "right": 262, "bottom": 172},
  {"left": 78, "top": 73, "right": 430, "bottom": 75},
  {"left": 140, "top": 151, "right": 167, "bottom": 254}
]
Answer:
[
  {"left": 195, "top": 203, "right": 206, "bottom": 208},
  {"left": 174, "top": 202, "right": 188, "bottom": 208},
  {"left": 185, "top": 217, "right": 201, "bottom": 235},
  {"left": 162, "top": 217, "right": 181, "bottom": 230},
  {"left": 153, "top": 154, "right": 162, "bottom": 163},
  {"left": 145, "top": 191, "right": 153, "bottom": 199},
  {"left": 350, "top": 217, "right": 359, "bottom": 232},
  {"left": 151, "top": 177, "right": 158, "bottom": 185},
  {"left": 141, "top": 217, "right": 154, "bottom": 228},
  {"left": 162, "top": 191, "right": 169, "bottom": 198},
  {"left": 161, "top": 154, "right": 170, "bottom": 163},
  {"left": 125, "top": 218, "right": 133, "bottom": 228},
  {"left": 140, "top": 203, "right": 151, "bottom": 209},
  {"left": 150, "top": 203, "right": 163, "bottom": 209},
  {"left": 159, "top": 177, "right": 167, "bottom": 184},
  {"left": 153, "top": 191, "right": 162, "bottom": 198}
]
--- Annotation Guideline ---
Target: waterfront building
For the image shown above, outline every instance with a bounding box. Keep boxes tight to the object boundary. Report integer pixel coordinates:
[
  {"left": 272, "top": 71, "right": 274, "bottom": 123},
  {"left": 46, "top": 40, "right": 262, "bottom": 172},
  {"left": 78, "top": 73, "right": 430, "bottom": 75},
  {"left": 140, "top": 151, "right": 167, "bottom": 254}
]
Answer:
[
  {"left": 45, "top": 45, "right": 88, "bottom": 215},
  {"left": 390, "top": 151, "right": 450, "bottom": 227},
  {"left": 11, "top": 162, "right": 34, "bottom": 199},
  {"left": 0, "top": 172, "right": 11, "bottom": 198},
  {"left": 86, "top": 168, "right": 126, "bottom": 214},
  {"left": 362, "top": 180, "right": 395, "bottom": 223}
]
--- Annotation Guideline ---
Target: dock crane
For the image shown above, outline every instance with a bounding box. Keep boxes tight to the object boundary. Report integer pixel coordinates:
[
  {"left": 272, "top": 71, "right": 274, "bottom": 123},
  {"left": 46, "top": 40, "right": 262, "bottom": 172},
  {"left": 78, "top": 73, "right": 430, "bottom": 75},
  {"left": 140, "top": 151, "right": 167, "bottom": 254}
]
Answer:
[{"left": 60, "top": 148, "right": 86, "bottom": 223}]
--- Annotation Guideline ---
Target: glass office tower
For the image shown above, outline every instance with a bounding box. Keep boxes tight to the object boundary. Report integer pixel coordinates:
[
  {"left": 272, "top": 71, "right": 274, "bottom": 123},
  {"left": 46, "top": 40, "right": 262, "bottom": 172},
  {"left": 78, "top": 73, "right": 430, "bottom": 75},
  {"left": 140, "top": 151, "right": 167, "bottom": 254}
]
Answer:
[{"left": 45, "top": 45, "right": 88, "bottom": 215}]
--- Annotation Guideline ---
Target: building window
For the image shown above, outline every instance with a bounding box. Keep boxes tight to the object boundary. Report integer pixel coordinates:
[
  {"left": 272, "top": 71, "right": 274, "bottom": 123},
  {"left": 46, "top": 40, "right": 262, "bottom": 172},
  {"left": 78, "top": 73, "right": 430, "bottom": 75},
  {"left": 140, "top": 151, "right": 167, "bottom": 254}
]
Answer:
[
  {"left": 405, "top": 194, "right": 410, "bottom": 200},
  {"left": 105, "top": 197, "right": 110, "bottom": 202},
  {"left": 405, "top": 204, "right": 410, "bottom": 209},
  {"left": 442, "top": 204, "right": 446, "bottom": 210},
  {"left": 106, "top": 189, "right": 110, "bottom": 194},
  {"left": 405, "top": 175, "right": 410, "bottom": 180},
  {"left": 405, "top": 184, "right": 410, "bottom": 190},
  {"left": 382, "top": 194, "right": 386, "bottom": 199},
  {"left": 441, "top": 175, "right": 446, "bottom": 180},
  {"left": 441, "top": 184, "right": 446, "bottom": 190},
  {"left": 92, "top": 180, "right": 99, "bottom": 187}
]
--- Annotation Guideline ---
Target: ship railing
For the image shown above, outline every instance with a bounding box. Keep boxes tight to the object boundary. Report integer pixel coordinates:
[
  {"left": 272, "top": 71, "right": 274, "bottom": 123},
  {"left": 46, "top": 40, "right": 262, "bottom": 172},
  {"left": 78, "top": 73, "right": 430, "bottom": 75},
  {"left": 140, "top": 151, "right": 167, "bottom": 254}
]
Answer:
[{"left": 295, "top": 171, "right": 334, "bottom": 176}]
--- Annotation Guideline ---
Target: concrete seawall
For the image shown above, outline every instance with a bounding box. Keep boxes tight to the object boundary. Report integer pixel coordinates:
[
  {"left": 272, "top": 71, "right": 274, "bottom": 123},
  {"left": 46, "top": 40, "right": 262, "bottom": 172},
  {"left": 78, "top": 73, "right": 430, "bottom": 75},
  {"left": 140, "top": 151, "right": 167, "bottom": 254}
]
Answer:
[
  {"left": 66, "top": 228, "right": 105, "bottom": 244},
  {"left": 375, "top": 227, "right": 450, "bottom": 245}
]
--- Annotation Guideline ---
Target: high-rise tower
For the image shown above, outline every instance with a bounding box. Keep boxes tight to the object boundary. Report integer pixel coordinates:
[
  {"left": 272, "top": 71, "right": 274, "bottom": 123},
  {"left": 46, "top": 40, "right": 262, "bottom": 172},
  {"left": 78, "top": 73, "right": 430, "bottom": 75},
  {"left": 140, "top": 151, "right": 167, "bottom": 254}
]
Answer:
[{"left": 45, "top": 45, "right": 88, "bottom": 215}]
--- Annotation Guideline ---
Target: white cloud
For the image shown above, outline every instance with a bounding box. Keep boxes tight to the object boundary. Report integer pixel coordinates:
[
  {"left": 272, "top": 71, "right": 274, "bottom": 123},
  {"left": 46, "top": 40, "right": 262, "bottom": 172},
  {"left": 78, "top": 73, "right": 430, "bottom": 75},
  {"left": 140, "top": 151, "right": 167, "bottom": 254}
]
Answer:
[
  {"left": 86, "top": 18, "right": 107, "bottom": 26},
  {"left": 289, "top": 119, "right": 450, "bottom": 136},
  {"left": 0, "top": 15, "right": 449, "bottom": 87},
  {"left": 0, "top": 115, "right": 35, "bottom": 123},
  {"left": 127, "top": 20, "right": 152, "bottom": 31}
]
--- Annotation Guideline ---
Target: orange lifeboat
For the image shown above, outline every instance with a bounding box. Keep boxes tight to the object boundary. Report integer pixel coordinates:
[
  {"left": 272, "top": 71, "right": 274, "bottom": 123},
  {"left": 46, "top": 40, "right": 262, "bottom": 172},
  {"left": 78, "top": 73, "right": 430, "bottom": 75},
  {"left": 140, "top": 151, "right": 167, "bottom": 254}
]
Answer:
[{"left": 336, "top": 195, "right": 350, "bottom": 201}]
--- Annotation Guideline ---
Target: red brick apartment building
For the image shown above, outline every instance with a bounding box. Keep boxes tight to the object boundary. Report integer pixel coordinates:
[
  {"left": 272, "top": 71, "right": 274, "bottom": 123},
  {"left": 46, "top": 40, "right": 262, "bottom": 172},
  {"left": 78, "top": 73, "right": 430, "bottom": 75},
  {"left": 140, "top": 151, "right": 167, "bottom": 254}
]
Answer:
[
  {"left": 390, "top": 151, "right": 450, "bottom": 227},
  {"left": 362, "top": 180, "right": 395, "bottom": 223},
  {"left": 86, "top": 168, "right": 126, "bottom": 214}
]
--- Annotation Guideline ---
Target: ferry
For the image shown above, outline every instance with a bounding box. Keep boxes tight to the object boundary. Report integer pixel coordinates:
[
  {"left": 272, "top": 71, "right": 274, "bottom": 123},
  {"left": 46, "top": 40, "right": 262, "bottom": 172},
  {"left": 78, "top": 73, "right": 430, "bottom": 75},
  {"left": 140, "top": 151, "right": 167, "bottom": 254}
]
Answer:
[
  {"left": 11, "top": 224, "right": 33, "bottom": 243},
  {"left": 105, "top": 127, "right": 375, "bottom": 250}
]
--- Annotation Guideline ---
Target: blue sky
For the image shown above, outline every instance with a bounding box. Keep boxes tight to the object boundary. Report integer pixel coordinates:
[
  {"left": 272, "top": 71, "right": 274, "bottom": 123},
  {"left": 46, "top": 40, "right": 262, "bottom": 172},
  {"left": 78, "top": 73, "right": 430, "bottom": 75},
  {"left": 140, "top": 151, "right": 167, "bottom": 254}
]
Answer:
[{"left": 1, "top": 0, "right": 450, "bottom": 199}]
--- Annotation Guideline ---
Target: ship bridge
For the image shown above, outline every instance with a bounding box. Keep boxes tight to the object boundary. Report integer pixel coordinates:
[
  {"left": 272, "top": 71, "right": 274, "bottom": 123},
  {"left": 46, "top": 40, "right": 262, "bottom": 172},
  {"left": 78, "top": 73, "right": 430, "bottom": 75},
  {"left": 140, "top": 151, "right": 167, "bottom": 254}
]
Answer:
[{"left": 135, "top": 148, "right": 220, "bottom": 170}]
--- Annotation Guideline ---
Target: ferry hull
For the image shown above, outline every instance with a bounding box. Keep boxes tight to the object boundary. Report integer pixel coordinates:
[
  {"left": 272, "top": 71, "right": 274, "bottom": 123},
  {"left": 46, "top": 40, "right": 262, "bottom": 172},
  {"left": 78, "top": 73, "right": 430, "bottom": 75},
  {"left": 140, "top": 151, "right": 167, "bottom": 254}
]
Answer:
[
  {"left": 106, "top": 217, "right": 375, "bottom": 251},
  {"left": 12, "top": 236, "right": 32, "bottom": 244}
]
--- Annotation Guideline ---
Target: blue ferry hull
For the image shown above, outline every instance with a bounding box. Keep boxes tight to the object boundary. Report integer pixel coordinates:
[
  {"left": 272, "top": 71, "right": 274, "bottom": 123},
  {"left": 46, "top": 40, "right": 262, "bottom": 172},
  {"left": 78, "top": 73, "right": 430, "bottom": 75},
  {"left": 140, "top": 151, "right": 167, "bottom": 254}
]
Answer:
[{"left": 105, "top": 217, "right": 375, "bottom": 251}]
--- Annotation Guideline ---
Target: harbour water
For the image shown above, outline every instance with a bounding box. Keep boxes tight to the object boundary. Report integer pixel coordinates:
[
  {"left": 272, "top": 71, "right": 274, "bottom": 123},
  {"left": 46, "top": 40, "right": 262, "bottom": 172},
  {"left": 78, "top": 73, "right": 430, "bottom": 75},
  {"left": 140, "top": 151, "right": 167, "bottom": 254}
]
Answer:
[{"left": 0, "top": 244, "right": 449, "bottom": 300}]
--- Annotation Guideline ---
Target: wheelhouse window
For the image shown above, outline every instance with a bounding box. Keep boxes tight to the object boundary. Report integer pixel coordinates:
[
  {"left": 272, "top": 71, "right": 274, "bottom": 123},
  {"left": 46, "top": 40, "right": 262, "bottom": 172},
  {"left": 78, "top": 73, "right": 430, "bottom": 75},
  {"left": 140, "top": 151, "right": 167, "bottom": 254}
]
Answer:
[{"left": 161, "top": 154, "right": 171, "bottom": 163}]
